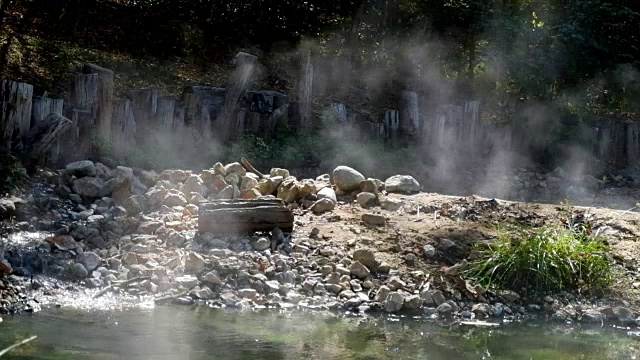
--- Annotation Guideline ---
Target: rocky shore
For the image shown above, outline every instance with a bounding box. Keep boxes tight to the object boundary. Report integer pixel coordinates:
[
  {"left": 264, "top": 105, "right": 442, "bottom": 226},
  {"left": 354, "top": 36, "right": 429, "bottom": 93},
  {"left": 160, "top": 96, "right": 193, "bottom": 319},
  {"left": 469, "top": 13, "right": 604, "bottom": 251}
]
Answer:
[{"left": 1, "top": 160, "right": 640, "bottom": 328}]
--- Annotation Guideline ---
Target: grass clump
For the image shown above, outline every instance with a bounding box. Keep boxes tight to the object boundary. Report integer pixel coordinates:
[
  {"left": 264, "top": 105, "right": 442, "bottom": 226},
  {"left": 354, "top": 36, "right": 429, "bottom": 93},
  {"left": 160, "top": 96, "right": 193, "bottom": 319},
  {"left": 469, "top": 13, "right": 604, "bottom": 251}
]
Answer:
[
  {"left": 0, "top": 153, "right": 28, "bottom": 195},
  {"left": 465, "top": 222, "right": 612, "bottom": 294}
]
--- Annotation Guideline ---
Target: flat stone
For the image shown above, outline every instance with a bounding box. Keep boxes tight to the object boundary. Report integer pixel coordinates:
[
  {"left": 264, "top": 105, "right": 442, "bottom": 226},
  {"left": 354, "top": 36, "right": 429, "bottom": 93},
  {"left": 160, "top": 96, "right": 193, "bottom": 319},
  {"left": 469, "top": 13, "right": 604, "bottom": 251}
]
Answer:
[{"left": 362, "top": 213, "right": 386, "bottom": 226}]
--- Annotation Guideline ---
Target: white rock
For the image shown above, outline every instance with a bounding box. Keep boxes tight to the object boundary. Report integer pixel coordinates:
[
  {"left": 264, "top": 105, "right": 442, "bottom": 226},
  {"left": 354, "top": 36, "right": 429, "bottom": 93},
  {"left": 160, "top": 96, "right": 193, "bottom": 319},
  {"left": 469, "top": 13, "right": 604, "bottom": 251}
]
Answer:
[
  {"left": 384, "top": 175, "right": 421, "bottom": 193},
  {"left": 332, "top": 166, "right": 365, "bottom": 192},
  {"left": 316, "top": 187, "right": 337, "bottom": 203}
]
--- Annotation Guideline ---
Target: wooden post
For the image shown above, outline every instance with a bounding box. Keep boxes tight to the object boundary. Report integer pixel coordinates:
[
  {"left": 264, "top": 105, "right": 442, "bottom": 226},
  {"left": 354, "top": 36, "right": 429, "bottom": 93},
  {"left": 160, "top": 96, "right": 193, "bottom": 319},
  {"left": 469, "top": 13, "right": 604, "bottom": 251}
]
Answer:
[
  {"left": 173, "top": 100, "right": 185, "bottom": 129},
  {"left": 156, "top": 96, "right": 176, "bottom": 128},
  {"left": 82, "top": 64, "right": 114, "bottom": 144},
  {"left": 217, "top": 52, "right": 258, "bottom": 141},
  {"left": 25, "top": 113, "right": 73, "bottom": 168},
  {"left": 0, "top": 80, "right": 33, "bottom": 152},
  {"left": 111, "top": 98, "right": 136, "bottom": 159},
  {"left": 182, "top": 86, "right": 226, "bottom": 139},
  {"left": 627, "top": 122, "right": 640, "bottom": 166},
  {"left": 31, "top": 95, "right": 64, "bottom": 166},
  {"left": 70, "top": 73, "right": 99, "bottom": 160},
  {"left": 399, "top": 91, "right": 419, "bottom": 136},
  {"left": 32, "top": 96, "right": 63, "bottom": 127},
  {"left": 127, "top": 88, "right": 158, "bottom": 143},
  {"left": 298, "top": 49, "right": 313, "bottom": 129}
]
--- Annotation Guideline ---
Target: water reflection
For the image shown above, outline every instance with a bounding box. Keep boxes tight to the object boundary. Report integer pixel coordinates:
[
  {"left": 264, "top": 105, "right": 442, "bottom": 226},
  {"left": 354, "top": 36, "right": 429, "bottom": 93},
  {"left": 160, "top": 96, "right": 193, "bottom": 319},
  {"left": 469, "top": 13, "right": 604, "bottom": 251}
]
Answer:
[{"left": 0, "top": 306, "right": 638, "bottom": 359}]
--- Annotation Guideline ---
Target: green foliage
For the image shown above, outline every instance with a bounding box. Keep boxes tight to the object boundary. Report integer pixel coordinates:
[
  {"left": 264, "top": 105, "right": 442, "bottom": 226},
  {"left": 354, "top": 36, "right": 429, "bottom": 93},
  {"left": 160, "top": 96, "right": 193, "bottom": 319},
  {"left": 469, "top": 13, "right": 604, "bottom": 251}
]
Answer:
[
  {"left": 465, "top": 221, "right": 612, "bottom": 294},
  {"left": 0, "top": 154, "right": 28, "bottom": 195}
]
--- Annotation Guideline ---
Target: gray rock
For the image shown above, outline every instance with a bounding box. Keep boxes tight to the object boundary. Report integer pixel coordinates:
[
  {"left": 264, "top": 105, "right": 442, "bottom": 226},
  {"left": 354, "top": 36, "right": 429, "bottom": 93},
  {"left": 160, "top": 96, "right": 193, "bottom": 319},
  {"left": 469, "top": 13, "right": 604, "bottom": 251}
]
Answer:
[
  {"left": 436, "top": 302, "right": 453, "bottom": 315},
  {"left": 310, "top": 198, "right": 335, "bottom": 214},
  {"left": 68, "top": 194, "right": 83, "bottom": 204},
  {"left": 174, "top": 275, "right": 199, "bottom": 289},
  {"left": 350, "top": 261, "right": 371, "bottom": 279},
  {"left": 201, "top": 270, "right": 223, "bottom": 286},
  {"left": 423, "top": 244, "right": 436, "bottom": 258},
  {"left": 185, "top": 252, "right": 206, "bottom": 273},
  {"left": 0, "top": 199, "right": 16, "bottom": 218},
  {"left": 123, "top": 195, "right": 146, "bottom": 214},
  {"left": 162, "top": 193, "right": 188, "bottom": 207},
  {"left": 403, "top": 295, "right": 423, "bottom": 310},
  {"left": 66, "top": 160, "right": 96, "bottom": 177},
  {"left": 384, "top": 292, "right": 404, "bottom": 312},
  {"left": 180, "top": 175, "right": 208, "bottom": 197},
  {"left": 332, "top": 166, "right": 365, "bottom": 192},
  {"left": 430, "top": 290, "right": 446, "bottom": 306},
  {"left": 380, "top": 198, "right": 404, "bottom": 211},
  {"left": 472, "top": 303, "right": 492, "bottom": 317},
  {"left": 356, "top": 192, "right": 377, "bottom": 208},
  {"left": 352, "top": 249, "right": 379, "bottom": 271},
  {"left": 216, "top": 185, "right": 234, "bottom": 200},
  {"left": 137, "top": 221, "right": 163, "bottom": 235},
  {"left": 80, "top": 252, "right": 101, "bottom": 272},
  {"left": 253, "top": 237, "right": 271, "bottom": 251},
  {"left": 420, "top": 290, "right": 434, "bottom": 306},
  {"left": 384, "top": 175, "right": 420, "bottom": 193},
  {"left": 238, "top": 288, "right": 257, "bottom": 299},
  {"left": 360, "top": 178, "right": 383, "bottom": 193},
  {"left": 374, "top": 285, "right": 391, "bottom": 303},
  {"left": 316, "top": 187, "right": 337, "bottom": 203},
  {"left": 73, "top": 177, "right": 105, "bottom": 198},
  {"left": 362, "top": 213, "right": 386, "bottom": 226}
]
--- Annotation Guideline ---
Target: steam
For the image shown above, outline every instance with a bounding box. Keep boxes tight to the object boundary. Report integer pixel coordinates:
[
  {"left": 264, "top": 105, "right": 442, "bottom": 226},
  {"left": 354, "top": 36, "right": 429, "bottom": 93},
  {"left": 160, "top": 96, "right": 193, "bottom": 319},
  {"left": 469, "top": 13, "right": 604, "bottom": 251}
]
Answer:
[{"left": 123, "top": 14, "right": 639, "bottom": 209}]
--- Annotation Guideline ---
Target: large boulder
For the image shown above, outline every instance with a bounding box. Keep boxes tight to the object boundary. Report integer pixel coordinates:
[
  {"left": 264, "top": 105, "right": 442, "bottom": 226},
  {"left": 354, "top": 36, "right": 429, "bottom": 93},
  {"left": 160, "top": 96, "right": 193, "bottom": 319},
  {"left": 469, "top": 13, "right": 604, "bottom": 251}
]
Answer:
[
  {"left": 72, "top": 177, "right": 105, "bottom": 198},
  {"left": 65, "top": 160, "right": 96, "bottom": 177},
  {"left": 332, "top": 166, "right": 365, "bottom": 192},
  {"left": 384, "top": 175, "right": 421, "bottom": 193}
]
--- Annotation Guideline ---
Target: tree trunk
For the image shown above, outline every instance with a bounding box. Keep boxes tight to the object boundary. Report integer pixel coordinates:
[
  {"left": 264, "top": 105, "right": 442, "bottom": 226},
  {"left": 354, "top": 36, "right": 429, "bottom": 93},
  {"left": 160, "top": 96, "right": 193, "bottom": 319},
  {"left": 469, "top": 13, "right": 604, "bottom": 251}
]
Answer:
[
  {"left": 0, "top": 80, "right": 33, "bottom": 152},
  {"left": 198, "top": 199, "right": 294, "bottom": 235},
  {"left": 298, "top": 49, "right": 313, "bottom": 129},
  {"left": 82, "top": 63, "right": 114, "bottom": 144},
  {"left": 216, "top": 52, "right": 257, "bottom": 141}
]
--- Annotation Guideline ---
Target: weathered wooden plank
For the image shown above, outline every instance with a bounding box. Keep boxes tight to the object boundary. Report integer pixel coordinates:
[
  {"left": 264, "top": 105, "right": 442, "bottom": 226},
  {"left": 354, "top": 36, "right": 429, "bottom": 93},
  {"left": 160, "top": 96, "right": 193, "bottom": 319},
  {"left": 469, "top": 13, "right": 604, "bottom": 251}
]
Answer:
[
  {"left": 198, "top": 199, "right": 294, "bottom": 234},
  {"left": 216, "top": 52, "right": 258, "bottom": 140},
  {"left": 82, "top": 64, "right": 114, "bottom": 143},
  {"left": 0, "top": 80, "right": 33, "bottom": 152}
]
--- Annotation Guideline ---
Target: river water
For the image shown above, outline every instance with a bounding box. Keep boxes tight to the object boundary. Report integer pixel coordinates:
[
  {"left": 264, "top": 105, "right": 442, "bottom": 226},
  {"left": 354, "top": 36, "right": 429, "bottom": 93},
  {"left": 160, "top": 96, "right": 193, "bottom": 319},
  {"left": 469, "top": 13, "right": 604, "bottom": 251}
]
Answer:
[{"left": 0, "top": 305, "right": 639, "bottom": 359}]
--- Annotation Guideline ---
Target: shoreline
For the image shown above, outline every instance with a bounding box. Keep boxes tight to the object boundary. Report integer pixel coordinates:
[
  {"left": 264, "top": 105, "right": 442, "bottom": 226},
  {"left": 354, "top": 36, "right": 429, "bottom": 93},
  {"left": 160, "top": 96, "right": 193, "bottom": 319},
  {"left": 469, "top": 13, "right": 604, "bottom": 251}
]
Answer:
[{"left": 1, "top": 161, "right": 640, "bottom": 329}]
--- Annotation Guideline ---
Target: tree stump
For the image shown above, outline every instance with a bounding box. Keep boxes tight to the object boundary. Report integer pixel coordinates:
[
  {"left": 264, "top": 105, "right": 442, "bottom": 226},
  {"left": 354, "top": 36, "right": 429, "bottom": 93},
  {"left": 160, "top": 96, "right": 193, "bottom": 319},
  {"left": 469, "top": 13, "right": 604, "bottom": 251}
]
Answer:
[
  {"left": 24, "top": 113, "right": 73, "bottom": 169},
  {"left": 198, "top": 199, "right": 294, "bottom": 235},
  {"left": 82, "top": 64, "right": 114, "bottom": 143},
  {"left": 0, "top": 80, "right": 33, "bottom": 152}
]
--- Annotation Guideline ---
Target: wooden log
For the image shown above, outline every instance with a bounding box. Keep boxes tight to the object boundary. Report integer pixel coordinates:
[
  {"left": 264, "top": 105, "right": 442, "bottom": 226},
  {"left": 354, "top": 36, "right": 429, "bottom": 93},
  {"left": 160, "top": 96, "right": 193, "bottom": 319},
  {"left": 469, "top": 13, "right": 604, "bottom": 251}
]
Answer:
[
  {"left": 216, "top": 52, "right": 258, "bottom": 141},
  {"left": 297, "top": 49, "right": 313, "bottom": 129},
  {"left": 0, "top": 80, "right": 33, "bottom": 152},
  {"left": 198, "top": 199, "right": 294, "bottom": 234},
  {"left": 82, "top": 64, "right": 114, "bottom": 143},
  {"left": 173, "top": 100, "right": 185, "bottom": 129}
]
